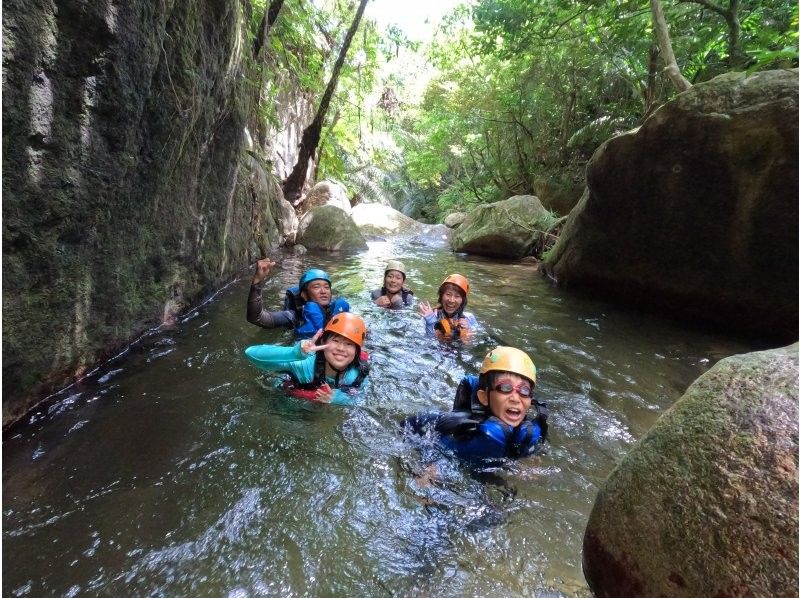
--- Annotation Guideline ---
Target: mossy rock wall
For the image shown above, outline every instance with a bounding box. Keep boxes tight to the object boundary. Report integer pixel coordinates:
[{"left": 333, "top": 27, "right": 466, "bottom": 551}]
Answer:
[{"left": 2, "top": 0, "right": 280, "bottom": 426}]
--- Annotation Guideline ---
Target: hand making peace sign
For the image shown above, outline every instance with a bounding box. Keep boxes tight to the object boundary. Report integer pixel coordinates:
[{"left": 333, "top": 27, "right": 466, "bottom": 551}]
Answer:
[{"left": 301, "top": 329, "right": 329, "bottom": 354}]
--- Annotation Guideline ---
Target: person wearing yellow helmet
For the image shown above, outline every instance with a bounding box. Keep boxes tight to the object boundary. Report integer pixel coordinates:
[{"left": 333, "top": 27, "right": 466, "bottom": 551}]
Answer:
[
  {"left": 371, "top": 259, "right": 415, "bottom": 308},
  {"left": 244, "top": 312, "right": 370, "bottom": 405},
  {"left": 404, "top": 346, "right": 547, "bottom": 460},
  {"left": 418, "top": 273, "right": 478, "bottom": 339}
]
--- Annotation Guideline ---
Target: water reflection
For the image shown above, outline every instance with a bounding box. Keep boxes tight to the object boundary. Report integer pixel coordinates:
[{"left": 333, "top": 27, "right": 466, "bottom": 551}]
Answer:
[{"left": 3, "top": 237, "right": 754, "bottom": 596}]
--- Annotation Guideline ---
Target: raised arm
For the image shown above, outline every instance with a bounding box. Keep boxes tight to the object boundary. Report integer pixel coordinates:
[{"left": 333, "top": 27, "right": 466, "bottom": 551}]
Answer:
[{"left": 246, "top": 259, "right": 295, "bottom": 329}]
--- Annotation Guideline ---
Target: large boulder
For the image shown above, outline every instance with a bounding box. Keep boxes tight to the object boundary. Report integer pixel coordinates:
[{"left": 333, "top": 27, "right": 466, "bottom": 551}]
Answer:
[
  {"left": 583, "top": 343, "right": 799, "bottom": 597},
  {"left": 296, "top": 205, "right": 367, "bottom": 251},
  {"left": 543, "top": 69, "right": 799, "bottom": 342},
  {"left": 443, "top": 212, "right": 466, "bottom": 228},
  {"left": 533, "top": 172, "right": 585, "bottom": 215},
  {"left": 451, "top": 195, "right": 555, "bottom": 258},
  {"left": 276, "top": 197, "right": 299, "bottom": 246},
  {"left": 351, "top": 203, "right": 421, "bottom": 235},
  {"left": 301, "top": 180, "right": 351, "bottom": 214}
]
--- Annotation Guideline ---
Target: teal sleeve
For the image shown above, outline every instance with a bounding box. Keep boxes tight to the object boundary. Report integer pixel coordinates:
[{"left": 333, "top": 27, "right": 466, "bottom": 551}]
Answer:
[
  {"left": 330, "top": 389, "right": 353, "bottom": 406},
  {"left": 243, "top": 342, "right": 314, "bottom": 379}
]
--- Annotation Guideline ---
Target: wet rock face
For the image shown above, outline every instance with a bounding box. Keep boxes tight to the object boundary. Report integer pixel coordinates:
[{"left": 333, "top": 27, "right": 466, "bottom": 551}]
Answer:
[
  {"left": 543, "top": 69, "right": 799, "bottom": 343},
  {"left": 2, "top": 1, "right": 279, "bottom": 425},
  {"left": 583, "top": 343, "right": 799, "bottom": 597}
]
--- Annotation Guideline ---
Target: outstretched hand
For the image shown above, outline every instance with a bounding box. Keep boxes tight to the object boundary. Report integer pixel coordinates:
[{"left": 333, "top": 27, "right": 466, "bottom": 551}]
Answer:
[
  {"left": 252, "top": 258, "right": 276, "bottom": 284},
  {"left": 314, "top": 383, "right": 334, "bottom": 403},
  {"left": 418, "top": 300, "right": 434, "bottom": 317},
  {"left": 301, "top": 329, "right": 329, "bottom": 354}
]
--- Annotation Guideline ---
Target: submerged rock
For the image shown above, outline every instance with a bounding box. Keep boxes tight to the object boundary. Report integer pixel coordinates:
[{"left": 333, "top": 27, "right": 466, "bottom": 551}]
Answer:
[
  {"left": 583, "top": 343, "right": 799, "bottom": 597},
  {"left": 410, "top": 224, "right": 452, "bottom": 248}
]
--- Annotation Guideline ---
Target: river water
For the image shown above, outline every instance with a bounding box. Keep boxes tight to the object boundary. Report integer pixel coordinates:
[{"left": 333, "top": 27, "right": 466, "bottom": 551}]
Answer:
[{"left": 3, "top": 235, "right": 754, "bottom": 596}]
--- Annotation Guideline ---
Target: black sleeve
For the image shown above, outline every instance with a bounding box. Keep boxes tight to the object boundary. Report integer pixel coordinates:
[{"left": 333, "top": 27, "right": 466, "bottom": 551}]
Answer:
[
  {"left": 402, "top": 411, "right": 443, "bottom": 435},
  {"left": 434, "top": 411, "right": 481, "bottom": 440},
  {"left": 247, "top": 284, "right": 295, "bottom": 329}
]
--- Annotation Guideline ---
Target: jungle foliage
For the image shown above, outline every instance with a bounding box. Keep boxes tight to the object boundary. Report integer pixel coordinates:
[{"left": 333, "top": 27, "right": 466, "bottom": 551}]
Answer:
[{"left": 249, "top": 0, "right": 797, "bottom": 222}]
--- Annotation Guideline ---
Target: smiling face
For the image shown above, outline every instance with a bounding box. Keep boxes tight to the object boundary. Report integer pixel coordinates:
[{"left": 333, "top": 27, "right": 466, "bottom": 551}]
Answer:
[
  {"left": 301, "top": 279, "right": 332, "bottom": 306},
  {"left": 323, "top": 333, "right": 358, "bottom": 370},
  {"left": 439, "top": 283, "right": 464, "bottom": 315},
  {"left": 384, "top": 270, "right": 404, "bottom": 294},
  {"left": 476, "top": 372, "right": 533, "bottom": 427}
]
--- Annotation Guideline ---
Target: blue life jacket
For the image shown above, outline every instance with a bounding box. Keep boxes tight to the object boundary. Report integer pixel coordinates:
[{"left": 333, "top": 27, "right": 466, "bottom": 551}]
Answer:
[
  {"left": 421, "top": 374, "right": 548, "bottom": 460},
  {"left": 283, "top": 286, "right": 349, "bottom": 335}
]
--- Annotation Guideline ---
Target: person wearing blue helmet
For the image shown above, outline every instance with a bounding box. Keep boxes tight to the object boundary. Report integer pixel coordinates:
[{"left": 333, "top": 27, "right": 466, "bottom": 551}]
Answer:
[{"left": 247, "top": 259, "right": 350, "bottom": 337}]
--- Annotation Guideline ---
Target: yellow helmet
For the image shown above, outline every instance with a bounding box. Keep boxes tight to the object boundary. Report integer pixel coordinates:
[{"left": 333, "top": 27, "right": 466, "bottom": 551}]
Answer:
[
  {"left": 384, "top": 260, "right": 406, "bottom": 279},
  {"left": 324, "top": 312, "right": 367, "bottom": 348},
  {"left": 479, "top": 346, "right": 537, "bottom": 386},
  {"left": 438, "top": 273, "right": 470, "bottom": 297}
]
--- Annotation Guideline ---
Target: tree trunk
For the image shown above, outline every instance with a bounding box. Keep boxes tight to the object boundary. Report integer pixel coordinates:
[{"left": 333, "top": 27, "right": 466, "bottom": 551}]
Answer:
[
  {"left": 252, "top": 0, "right": 285, "bottom": 60},
  {"left": 650, "top": 0, "right": 692, "bottom": 92},
  {"left": 680, "top": 0, "right": 746, "bottom": 68},
  {"left": 558, "top": 88, "right": 577, "bottom": 163},
  {"left": 723, "top": 0, "right": 746, "bottom": 68},
  {"left": 643, "top": 43, "right": 660, "bottom": 119},
  {"left": 282, "top": 0, "right": 369, "bottom": 202},
  {"left": 251, "top": 0, "right": 285, "bottom": 149}
]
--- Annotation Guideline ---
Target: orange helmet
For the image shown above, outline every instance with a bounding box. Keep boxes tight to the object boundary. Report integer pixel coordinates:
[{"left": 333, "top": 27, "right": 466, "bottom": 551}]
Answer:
[
  {"left": 324, "top": 312, "right": 367, "bottom": 348},
  {"left": 480, "top": 346, "right": 537, "bottom": 387},
  {"left": 438, "top": 273, "right": 470, "bottom": 298}
]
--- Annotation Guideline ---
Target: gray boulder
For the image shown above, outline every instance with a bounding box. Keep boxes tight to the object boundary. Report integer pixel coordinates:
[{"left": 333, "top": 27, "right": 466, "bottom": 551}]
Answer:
[
  {"left": 302, "top": 180, "right": 351, "bottom": 214},
  {"left": 276, "top": 197, "right": 299, "bottom": 246},
  {"left": 351, "top": 203, "right": 421, "bottom": 235},
  {"left": 451, "top": 195, "right": 555, "bottom": 258},
  {"left": 583, "top": 343, "right": 799, "bottom": 597},
  {"left": 443, "top": 212, "right": 466, "bottom": 228},
  {"left": 543, "top": 69, "right": 799, "bottom": 342},
  {"left": 296, "top": 205, "right": 367, "bottom": 251}
]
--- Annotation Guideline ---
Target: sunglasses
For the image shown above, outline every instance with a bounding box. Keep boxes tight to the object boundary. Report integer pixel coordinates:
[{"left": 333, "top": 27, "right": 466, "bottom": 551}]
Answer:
[{"left": 492, "top": 380, "right": 533, "bottom": 398}]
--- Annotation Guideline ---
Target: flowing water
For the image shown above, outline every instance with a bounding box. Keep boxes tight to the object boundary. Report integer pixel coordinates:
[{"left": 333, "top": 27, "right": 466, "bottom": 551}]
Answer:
[{"left": 3, "top": 236, "right": 755, "bottom": 597}]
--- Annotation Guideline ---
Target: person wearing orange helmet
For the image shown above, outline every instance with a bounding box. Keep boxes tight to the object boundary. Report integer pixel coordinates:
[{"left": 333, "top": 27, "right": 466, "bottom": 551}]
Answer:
[
  {"left": 371, "top": 259, "right": 415, "bottom": 308},
  {"left": 418, "top": 273, "right": 478, "bottom": 339},
  {"left": 244, "top": 312, "right": 369, "bottom": 405},
  {"left": 404, "top": 346, "right": 547, "bottom": 460}
]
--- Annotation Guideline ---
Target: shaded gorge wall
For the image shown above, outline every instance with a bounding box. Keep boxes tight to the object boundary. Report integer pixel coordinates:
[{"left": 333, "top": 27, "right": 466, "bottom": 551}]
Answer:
[{"left": 2, "top": 0, "right": 285, "bottom": 425}]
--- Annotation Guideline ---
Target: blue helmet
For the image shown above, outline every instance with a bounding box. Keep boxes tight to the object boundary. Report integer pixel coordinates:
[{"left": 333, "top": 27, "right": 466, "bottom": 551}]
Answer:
[{"left": 299, "top": 268, "right": 331, "bottom": 290}]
